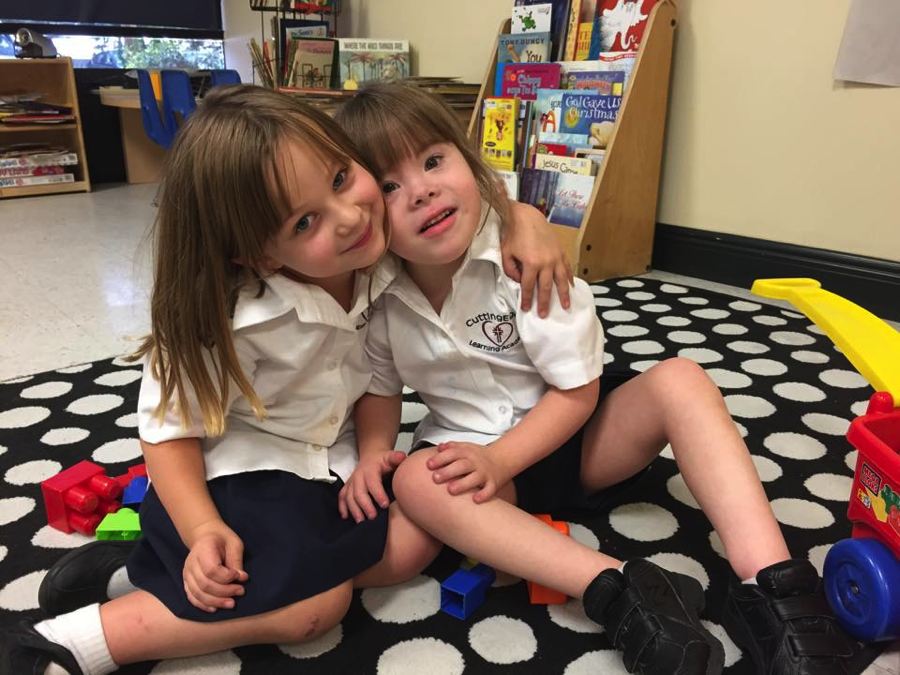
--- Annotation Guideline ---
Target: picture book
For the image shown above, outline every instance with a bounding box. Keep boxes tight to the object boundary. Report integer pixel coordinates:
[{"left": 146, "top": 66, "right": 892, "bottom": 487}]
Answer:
[
  {"left": 557, "top": 52, "right": 637, "bottom": 88},
  {"left": 589, "top": 0, "right": 658, "bottom": 56},
  {"left": 498, "top": 32, "right": 551, "bottom": 63},
  {"left": 500, "top": 62, "right": 562, "bottom": 101},
  {"left": 519, "top": 168, "right": 595, "bottom": 229},
  {"left": 533, "top": 142, "right": 572, "bottom": 157},
  {"left": 0, "top": 173, "right": 74, "bottom": 188},
  {"left": 280, "top": 18, "right": 329, "bottom": 63},
  {"left": 514, "top": 0, "right": 573, "bottom": 60},
  {"left": 0, "top": 150, "right": 77, "bottom": 169},
  {"left": 555, "top": 90, "right": 622, "bottom": 148},
  {"left": 511, "top": 3, "right": 553, "bottom": 34},
  {"left": 575, "top": 0, "right": 597, "bottom": 59},
  {"left": 0, "top": 164, "right": 66, "bottom": 178},
  {"left": 563, "top": 0, "right": 582, "bottom": 61},
  {"left": 337, "top": 39, "right": 409, "bottom": 89},
  {"left": 496, "top": 170, "right": 520, "bottom": 200},
  {"left": 562, "top": 70, "right": 625, "bottom": 95},
  {"left": 287, "top": 37, "right": 337, "bottom": 89},
  {"left": 481, "top": 97, "right": 518, "bottom": 172},
  {"left": 534, "top": 153, "right": 596, "bottom": 175}
]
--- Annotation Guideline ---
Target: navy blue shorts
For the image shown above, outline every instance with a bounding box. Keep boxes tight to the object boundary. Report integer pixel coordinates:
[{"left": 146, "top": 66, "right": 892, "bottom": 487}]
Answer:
[{"left": 126, "top": 471, "right": 389, "bottom": 622}]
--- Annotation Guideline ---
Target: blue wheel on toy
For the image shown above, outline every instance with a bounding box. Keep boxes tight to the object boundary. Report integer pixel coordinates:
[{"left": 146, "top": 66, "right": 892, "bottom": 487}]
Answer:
[{"left": 824, "top": 538, "right": 900, "bottom": 642}]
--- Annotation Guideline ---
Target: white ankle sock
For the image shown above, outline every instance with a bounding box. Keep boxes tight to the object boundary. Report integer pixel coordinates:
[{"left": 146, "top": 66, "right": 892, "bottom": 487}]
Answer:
[
  {"left": 742, "top": 576, "right": 759, "bottom": 585},
  {"left": 618, "top": 561, "right": 628, "bottom": 573},
  {"left": 35, "top": 603, "right": 117, "bottom": 675},
  {"left": 106, "top": 566, "right": 137, "bottom": 599}
]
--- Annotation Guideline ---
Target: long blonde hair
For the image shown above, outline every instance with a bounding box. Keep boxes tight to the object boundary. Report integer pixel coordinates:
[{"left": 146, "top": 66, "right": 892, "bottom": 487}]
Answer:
[
  {"left": 133, "top": 85, "right": 374, "bottom": 436},
  {"left": 334, "top": 82, "right": 511, "bottom": 231}
]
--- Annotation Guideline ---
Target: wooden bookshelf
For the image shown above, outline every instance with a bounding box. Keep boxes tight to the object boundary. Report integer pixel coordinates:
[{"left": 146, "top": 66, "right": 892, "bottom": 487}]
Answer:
[
  {"left": 469, "top": 0, "right": 678, "bottom": 281},
  {"left": 0, "top": 57, "right": 91, "bottom": 199}
]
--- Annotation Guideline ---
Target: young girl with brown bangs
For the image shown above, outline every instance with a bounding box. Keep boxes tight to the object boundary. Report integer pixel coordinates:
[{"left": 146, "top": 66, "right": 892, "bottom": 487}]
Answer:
[
  {"left": 335, "top": 82, "right": 865, "bottom": 675},
  {"left": 1, "top": 85, "right": 572, "bottom": 675}
]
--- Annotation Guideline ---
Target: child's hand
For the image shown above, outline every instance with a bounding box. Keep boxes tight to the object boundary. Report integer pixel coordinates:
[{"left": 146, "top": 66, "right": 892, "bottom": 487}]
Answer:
[
  {"left": 183, "top": 520, "right": 249, "bottom": 613},
  {"left": 339, "top": 450, "right": 406, "bottom": 523},
  {"left": 428, "top": 442, "right": 511, "bottom": 504}
]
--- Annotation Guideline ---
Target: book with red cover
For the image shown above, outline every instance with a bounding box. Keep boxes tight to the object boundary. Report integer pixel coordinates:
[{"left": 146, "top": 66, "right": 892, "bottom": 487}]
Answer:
[
  {"left": 589, "top": 0, "right": 658, "bottom": 55},
  {"left": 500, "top": 63, "right": 562, "bottom": 101}
]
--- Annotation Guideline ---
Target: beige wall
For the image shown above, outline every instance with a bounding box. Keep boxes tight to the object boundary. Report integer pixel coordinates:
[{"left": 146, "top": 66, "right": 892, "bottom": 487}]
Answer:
[{"left": 221, "top": 0, "right": 259, "bottom": 84}]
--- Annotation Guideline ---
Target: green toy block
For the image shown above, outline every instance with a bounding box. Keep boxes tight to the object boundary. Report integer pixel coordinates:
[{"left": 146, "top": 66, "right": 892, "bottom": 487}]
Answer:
[{"left": 96, "top": 508, "right": 141, "bottom": 540}]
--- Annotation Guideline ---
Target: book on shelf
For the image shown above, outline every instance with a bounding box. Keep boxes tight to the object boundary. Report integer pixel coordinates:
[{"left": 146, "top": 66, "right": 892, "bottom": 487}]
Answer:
[
  {"left": 513, "top": 0, "right": 572, "bottom": 61},
  {"left": 481, "top": 97, "right": 518, "bottom": 172},
  {"left": 337, "top": 39, "right": 409, "bottom": 90},
  {"left": 561, "top": 69, "right": 625, "bottom": 94},
  {"left": 534, "top": 152, "right": 596, "bottom": 175},
  {"left": 0, "top": 173, "right": 74, "bottom": 188},
  {"left": 557, "top": 53, "right": 637, "bottom": 88},
  {"left": 499, "top": 62, "right": 562, "bottom": 100},
  {"left": 0, "top": 165, "right": 67, "bottom": 178},
  {"left": 519, "top": 167, "right": 595, "bottom": 229},
  {"left": 0, "top": 145, "right": 78, "bottom": 169},
  {"left": 285, "top": 37, "right": 338, "bottom": 89},
  {"left": 280, "top": 17, "right": 330, "bottom": 63},
  {"left": 498, "top": 32, "right": 551, "bottom": 64},
  {"left": 0, "top": 100, "right": 75, "bottom": 125},
  {"left": 563, "top": 0, "right": 582, "bottom": 61},
  {"left": 511, "top": 3, "right": 553, "bottom": 35},
  {"left": 574, "top": 0, "right": 597, "bottom": 59},
  {"left": 588, "top": 0, "right": 658, "bottom": 56},
  {"left": 496, "top": 170, "right": 520, "bottom": 200}
]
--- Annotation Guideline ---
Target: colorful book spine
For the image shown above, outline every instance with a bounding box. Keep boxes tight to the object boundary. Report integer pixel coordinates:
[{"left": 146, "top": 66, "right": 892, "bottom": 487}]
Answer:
[
  {"left": 0, "top": 165, "right": 66, "bottom": 178},
  {"left": 0, "top": 173, "right": 74, "bottom": 188},
  {"left": 0, "top": 153, "right": 78, "bottom": 169},
  {"left": 481, "top": 97, "right": 518, "bottom": 172},
  {"left": 563, "top": 0, "right": 583, "bottom": 61}
]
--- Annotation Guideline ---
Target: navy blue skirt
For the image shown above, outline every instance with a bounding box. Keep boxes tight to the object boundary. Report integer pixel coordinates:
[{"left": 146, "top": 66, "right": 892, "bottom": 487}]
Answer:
[{"left": 126, "top": 470, "right": 389, "bottom": 622}]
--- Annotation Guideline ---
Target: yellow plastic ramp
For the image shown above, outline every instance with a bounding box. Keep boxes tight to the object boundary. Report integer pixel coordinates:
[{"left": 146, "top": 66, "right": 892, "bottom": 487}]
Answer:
[{"left": 752, "top": 278, "right": 900, "bottom": 405}]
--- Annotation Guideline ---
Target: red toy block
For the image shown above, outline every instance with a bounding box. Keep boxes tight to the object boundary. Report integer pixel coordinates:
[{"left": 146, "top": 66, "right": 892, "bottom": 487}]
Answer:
[
  {"left": 115, "top": 463, "right": 147, "bottom": 489},
  {"left": 527, "top": 514, "right": 570, "bottom": 604},
  {"left": 41, "top": 460, "right": 122, "bottom": 535}
]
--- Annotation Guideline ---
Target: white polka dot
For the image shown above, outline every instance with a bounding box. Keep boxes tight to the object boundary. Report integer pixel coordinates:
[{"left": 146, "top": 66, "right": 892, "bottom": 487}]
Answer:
[
  {"left": 850, "top": 400, "right": 870, "bottom": 417},
  {"left": 679, "top": 297, "right": 709, "bottom": 306},
  {"left": 727, "top": 341, "right": 769, "bottom": 355},
  {"left": 808, "top": 544, "right": 833, "bottom": 576},
  {"left": 782, "top": 310, "right": 804, "bottom": 319},
  {"left": 807, "top": 323, "right": 825, "bottom": 335},
  {"left": 4, "top": 460, "right": 61, "bottom": 485},
  {"left": 660, "top": 284, "right": 688, "bottom": 294},
  {"left": 94, "top": 370, "right": 142, "bottom": 387},
  {"left": 594, "top": 297, "right": 623, "bottom": 308},
  {"left": 667, "top": 474, "right": 700, "bottom": 509},
  {"left": 741, "top": 359, "right": 788, "bottom": 377},
  {"left": 591, "top": 284, "right": 610, "bottom": 295},
  {"left": 0, "top": 406, "right": 50, "bottom": 429},
  {"left": 602, "top": 310, "right": 639, "bottom": 322},
  {"left": 751, "top": 455, "right": 782, "bottom": 482},
  {"left": 730, "top": 300, "right": 762, "bottom": 312},
  {"left": 735, "top": 421, "right": 749, "bottom": 438},
  {"left": 57, "top": 364, "right": 92, "bottom": 374},
  {"left": 706, "top": 368, "right": 752, "bottom": 389},
  {"left": 395, "top": 432, "right": 414, "bottom": 454},
  {"left": 626, "top": 291, "right": 655, "bottom": 301},
  {"left": 709, "top": 530, "right": 726, "bottom": 558},
  {"left": 764, "top": 432, "right": 827, "bottom": 460},
  {"left": 92, "top": 438, "right": 142, "bottom": 464},
  {"left": 622, "top": 340, "right": 665, "bottom": 355},
  {"left": 67, "top": 394, "right": 124, "bottom": 415},
  {"left": 402, "top": 386, "right": 416, "bottom": 395},
  {"left": 617, "top": 279, "right": 643, "bottom": 288},
  {"left": 678, "top": 348, "right": 723, "bottom": 364},
  {"left": 646, "top": 553, "right": 709, "bottom": 590},
  {"left": 603, "top": 352, "right": 615, "bottom": 365},
  {"left": 770, "top": 331, "right": 817, "bottom": 346},
  {"left": 41, "top": 427, "right": 89, "bottom": 445},
  {"left": 148, "top": 650, "right": 242, "bottom": 674},
  {"left": 548, "top": 599, "right": 603, "bottom": 634},
  {"left": 116, "top": 413, "right": 138, "bottom": 428},
  {"left": 469, "top": 617, "right": 536, "bottom": 664},
  {"left": 845, "top": 450, "right": 858, "bottom": 473},
  {"left": 362, "top": 575, "right": 440, "bottom": 623},
  {"left": 640, "top": 303, "right": 671, "bottom": 313},
  {"left": 0, "top": 497, "right": 35, "bottom": 525},
  {"left": 607, "top": 324, "right": 648, "bottom": 338},
  {"left": 725, "top": 395, "right": 776, "bottom": 419},
  {"left": 752, "top": 315, "right": 788, "bottom": 326},
  {"left": 111, "top": 356, "right": 134, "bottom": 367},
  {"left": 0, "top": 547, "right": 5, "bottom": 563},
  {"left": 0, "top": 444, "right": 5, "bottom": 457},
  {"left": 0, "top": 570, "right": 43, "bottom": 611},
  {"left": 279, "top": 624, "right": 342, "bottom": 659},
  {"left": 20, "top": 381, "right": 73, "bottom": 399},
  {"left": 31, "top": 525, "right": 93, "bottom": 549},
  {"left": 691, "top": 308, "right": 730, "bottom": 320},
  {"left": 791, "top": 350, "right": 830, "bottom": 364},
  {"left": 714, "top": 323, "right": 749, "bottom": 336},
  {"left": 701, "top": 621, "right": 742, "bottom": 667},
  {"left": 773, "top": 382, "right": 826, "bottom": 403},
  {"left": 802, "top": 413, "right": 850, "bottom": 436},
  {"left": 819, "top": 369, "right": 869, "bottom": 389},
  {"left": 609, "top": 503, "right": 678, "bottom": 541},
  {"left": 401, "top": 401, "right": 428, "bottom": 424},
  {"left": 660, "top": 443, "right": 674, "bottom": 460},
  {"left": 668, "top": 331, "right": 706, "bottom": 345},
  {"left": 770, "top": 498, "right": 834, "bottom": 529},
  {"left": 568, "top": 523, "right": 599, "bottom": 550},
  {"left": 630, "top": 360, "right": 659, "bottom": 372},
  {"left": 378, "top": 639, "right": 464, "bottom": 675},
  {"left": 805, "top": 473, "right": 853, "bottom": 501},
  {"left": 657, "top": 316, "right": 691, "bottom": 327},
  {"left": 564, "top": 650, "right": 629, "bottom": 674}
]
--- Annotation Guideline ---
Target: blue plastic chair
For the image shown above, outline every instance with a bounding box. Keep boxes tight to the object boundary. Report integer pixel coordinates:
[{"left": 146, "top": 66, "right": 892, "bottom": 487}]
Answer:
[
  {"left": 210, "top": 69, "right": 241, "bottom": 87},
  {"left": 160, "top": 69, "right": 197, "bottom": 134},
  {"left": 135, "top": 70, "right": 175, "bottom": 149}
]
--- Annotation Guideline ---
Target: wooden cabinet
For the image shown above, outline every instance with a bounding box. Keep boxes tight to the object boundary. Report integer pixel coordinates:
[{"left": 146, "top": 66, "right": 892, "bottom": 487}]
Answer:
[{"left": 0, "top": 56, "right": 91, "bottom": 198}]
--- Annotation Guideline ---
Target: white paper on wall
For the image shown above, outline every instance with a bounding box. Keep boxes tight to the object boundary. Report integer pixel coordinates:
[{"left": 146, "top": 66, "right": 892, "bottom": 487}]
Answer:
[{"left": 834, "top": 0, "right": 900, "bottom": 86}]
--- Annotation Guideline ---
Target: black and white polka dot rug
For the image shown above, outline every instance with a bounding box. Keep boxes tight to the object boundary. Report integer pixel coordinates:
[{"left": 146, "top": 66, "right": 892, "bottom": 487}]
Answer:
[{"left": 0, "top": 277, "right": 884, "bottom": 674}]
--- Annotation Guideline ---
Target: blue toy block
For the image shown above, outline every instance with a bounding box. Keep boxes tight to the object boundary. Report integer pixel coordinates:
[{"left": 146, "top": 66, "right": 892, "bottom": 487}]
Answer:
[
  {"left": 122, "top": 476, "right": 148, "bottom": 508},
  {"left": 440, "top": 563, "right": 495, "bottom": 620}
]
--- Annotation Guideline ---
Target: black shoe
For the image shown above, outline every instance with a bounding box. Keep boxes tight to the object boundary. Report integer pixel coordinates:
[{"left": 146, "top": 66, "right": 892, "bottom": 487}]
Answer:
[
  {"left": 39, "top": 539, "right": 136, "bottom": 615},
  {"left": 583, "top": 559, "right": 725, "bottom": 675},
  {"left": 0, "top": 620, "right": 83, "bottom": 675},
  {"left": 722, "top": 558, "right": 865, "bottom": 675}
]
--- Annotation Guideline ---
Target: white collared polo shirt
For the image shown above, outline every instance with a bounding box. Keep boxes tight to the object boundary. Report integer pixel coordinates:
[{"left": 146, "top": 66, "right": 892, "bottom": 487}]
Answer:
[
  {"left": 137, "top": 260, "right": 396, "bottom": 484},
  {"left": 366, "top": 207, "right": 605, "bottom": 448}
]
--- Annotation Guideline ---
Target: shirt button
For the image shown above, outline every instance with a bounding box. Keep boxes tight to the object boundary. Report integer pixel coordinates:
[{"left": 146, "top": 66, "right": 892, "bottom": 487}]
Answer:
[
  {"left": 327, "top": 361, "right": 337, "bottom": 370},
  {"left": 498, "top": 405, "right": 508, "bottom": 414},
  {"left": 329, "top": 414, "right": 339, "bottom": 425}
]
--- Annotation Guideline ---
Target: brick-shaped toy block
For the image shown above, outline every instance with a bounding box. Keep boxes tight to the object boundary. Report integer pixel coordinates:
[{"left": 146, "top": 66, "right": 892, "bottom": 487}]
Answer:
[
  {"left": 527, "top": 514, "right": 570, "bottom": 604},
  {"left": 122, "top": 476, "right": 148, "bottom": 508},
  {"left": 96, "top": 508, "right": 141, "bottom": 540},
  {"left": 115, "top": 463, "right": 147, "bottom": 489},
  {"left": 441, "top": 563, "right": 496, "bottom": 620},
  {"left": 42, "top": 460, "right": 123, "bottom": 535}
]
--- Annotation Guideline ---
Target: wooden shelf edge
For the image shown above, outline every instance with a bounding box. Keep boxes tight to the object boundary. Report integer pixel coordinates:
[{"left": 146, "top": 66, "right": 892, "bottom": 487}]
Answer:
[
  {"left": 0, "top": 180, "right": 90, "bottom": 199},
  {"left": 0, "top": 123, "right": 79, "bottom": 133}
]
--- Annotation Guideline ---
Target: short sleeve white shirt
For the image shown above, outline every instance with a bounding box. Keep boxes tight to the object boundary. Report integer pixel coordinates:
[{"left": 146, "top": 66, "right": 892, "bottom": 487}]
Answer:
[
  {"left": 137, "top": 261, "right": 397, "bottom": 484},
  {"left": 366, "top": 207, "right": 604, "bottom": 448}
]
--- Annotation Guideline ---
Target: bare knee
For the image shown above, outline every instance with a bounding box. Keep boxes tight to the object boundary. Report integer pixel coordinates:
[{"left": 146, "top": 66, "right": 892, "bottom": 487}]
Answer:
[
  {"left": 645, "top": 357, "right": 717, "bottom": 398},
  {"left": 275, "top": 582, "right": 352, "bottom": 644},
  {"left": 393, "top": 449, "right": 438, "bottom": 510}
]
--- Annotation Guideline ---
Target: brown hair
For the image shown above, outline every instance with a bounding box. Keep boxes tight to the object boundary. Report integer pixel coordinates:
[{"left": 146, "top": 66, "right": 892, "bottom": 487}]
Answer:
[
  {"left": 132, "top": 84, "right": 374, "bottom": 436},
  {"left": 334, "top": 81, "right": 510, "bottom": 231}
]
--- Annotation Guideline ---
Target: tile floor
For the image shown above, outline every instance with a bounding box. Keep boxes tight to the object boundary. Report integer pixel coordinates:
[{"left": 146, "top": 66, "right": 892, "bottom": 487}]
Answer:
[{"left": 0, "top": 183, "right": 898, "bottom": 673}]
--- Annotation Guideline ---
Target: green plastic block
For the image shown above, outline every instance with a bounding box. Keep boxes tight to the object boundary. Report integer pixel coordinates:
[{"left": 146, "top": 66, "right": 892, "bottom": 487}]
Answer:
[{"left": 96, "top": 508, "right": 142, "bottom": 541}]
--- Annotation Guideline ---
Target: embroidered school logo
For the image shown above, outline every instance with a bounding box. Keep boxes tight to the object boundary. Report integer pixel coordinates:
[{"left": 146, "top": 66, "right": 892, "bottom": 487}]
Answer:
[
  {"left": 483, "top": 321, "right": 514, "bottom": 347},
  {"left": 465, "top": 311, "right": 520, "bottom": 353}
]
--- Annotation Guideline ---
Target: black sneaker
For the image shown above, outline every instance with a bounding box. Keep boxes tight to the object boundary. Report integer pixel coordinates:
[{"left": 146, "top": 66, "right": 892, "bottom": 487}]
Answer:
[
  {"left": 583, "top": 559, "right": 725, "bottom": 675},
  {"left": 0, "top": 620, "right": 83, "bottom": 675},
  {"left": 39, "top": 539, "right": 136, "bottom": 616},
  {"left": 722, "top": 558, "right": 865, "bottom": 675}
]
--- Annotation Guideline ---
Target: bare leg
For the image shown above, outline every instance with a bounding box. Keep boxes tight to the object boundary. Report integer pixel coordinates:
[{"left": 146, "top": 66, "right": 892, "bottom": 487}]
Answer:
[
  {"left": 392, "top": 450, "right": 622, "bottom": 598},
  {"left": 581, "top": 358, "right": 790, "bottom": 580}
]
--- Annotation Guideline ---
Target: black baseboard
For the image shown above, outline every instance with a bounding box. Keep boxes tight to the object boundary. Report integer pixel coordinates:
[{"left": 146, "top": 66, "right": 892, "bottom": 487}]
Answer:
[{"left": 652, "top": 223, "right": 900, "bottom": 322}]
